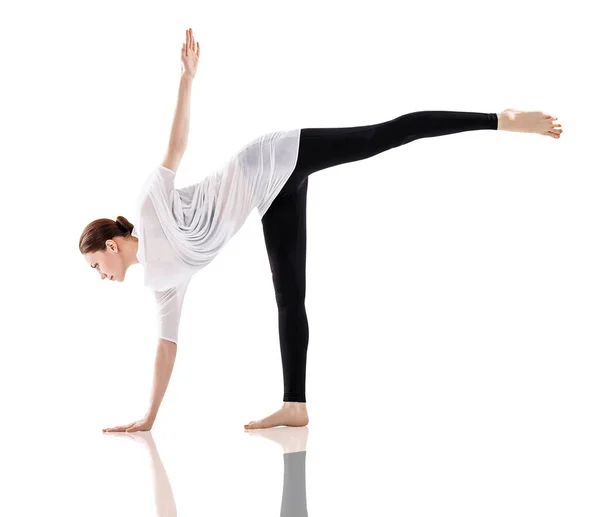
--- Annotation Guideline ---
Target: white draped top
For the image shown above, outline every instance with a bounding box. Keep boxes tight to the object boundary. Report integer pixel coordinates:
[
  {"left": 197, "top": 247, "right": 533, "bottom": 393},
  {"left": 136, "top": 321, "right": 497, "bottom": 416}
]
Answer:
[{"left": 131, "top": 128, "right": 301, "bottom": 343}]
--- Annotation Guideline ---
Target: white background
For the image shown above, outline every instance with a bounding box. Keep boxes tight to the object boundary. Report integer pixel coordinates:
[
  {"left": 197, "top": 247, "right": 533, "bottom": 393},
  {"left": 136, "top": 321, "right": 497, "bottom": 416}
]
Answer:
[{"left": 1, "top": 0, "right": 598, "bottom": 515}]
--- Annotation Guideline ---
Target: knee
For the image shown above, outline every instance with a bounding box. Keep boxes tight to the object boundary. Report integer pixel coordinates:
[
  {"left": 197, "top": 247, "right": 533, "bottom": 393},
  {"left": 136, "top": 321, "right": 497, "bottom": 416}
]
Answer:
[{"left": 275, "top": 291, "right": 306, "bottom": 313}]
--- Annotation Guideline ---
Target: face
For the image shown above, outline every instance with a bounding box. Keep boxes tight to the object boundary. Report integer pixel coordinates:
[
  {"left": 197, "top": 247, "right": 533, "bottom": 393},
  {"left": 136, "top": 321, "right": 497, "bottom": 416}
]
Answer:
[{"left": 85, "top": 240, "right": 126, "bottom": 282}]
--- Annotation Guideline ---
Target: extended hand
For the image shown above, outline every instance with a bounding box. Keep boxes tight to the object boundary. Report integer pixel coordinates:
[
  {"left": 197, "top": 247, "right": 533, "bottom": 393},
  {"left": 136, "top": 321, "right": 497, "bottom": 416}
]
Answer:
[
  {"left": 181, "top": 27, "right": 200, "bottom": 78},
  {"left": 103, "top": 416, "right": 154, "bottom": 433}
]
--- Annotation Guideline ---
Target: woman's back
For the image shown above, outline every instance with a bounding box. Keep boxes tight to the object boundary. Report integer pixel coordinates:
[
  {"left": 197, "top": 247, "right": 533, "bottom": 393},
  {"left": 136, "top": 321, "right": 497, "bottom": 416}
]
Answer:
[{"left": 135, "top": 128, "right": 301, "bottom": 292}]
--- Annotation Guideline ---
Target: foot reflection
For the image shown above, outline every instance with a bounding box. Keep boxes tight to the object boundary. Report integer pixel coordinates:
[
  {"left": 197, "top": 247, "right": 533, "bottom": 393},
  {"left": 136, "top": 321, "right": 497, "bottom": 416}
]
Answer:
[{"left": 245, "top": 426, "right": 309, "bottom": 516}]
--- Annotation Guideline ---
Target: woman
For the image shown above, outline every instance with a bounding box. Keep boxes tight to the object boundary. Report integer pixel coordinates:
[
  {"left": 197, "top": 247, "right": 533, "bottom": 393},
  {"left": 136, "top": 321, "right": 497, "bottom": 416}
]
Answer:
[{"left": 81, "top": 28, "right": 563, "bottom": 433}]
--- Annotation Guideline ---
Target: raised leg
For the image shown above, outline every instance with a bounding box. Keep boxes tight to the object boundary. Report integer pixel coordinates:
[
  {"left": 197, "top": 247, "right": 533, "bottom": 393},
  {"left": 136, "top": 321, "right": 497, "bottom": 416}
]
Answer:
[{"left": 282, "top": 109, "right": 561, "bottom": 192}]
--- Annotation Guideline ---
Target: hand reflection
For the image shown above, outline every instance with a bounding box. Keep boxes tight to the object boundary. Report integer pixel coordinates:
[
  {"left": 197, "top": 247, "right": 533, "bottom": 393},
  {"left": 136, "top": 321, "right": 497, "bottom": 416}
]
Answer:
[{"left": 104, "top": 431, "right": 176, "bottom": 517}]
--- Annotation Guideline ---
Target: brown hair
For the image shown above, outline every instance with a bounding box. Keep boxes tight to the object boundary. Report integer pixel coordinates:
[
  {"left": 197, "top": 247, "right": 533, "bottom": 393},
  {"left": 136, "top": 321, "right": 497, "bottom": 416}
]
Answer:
[{"left": 79, "top": 216, "right": 136, "bottom": 255}]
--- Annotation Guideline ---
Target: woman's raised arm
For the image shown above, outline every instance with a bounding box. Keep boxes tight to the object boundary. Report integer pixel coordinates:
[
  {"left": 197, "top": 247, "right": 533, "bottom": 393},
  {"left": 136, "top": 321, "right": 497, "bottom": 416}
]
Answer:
[{"left": 162, "top": 28, "right": 200, "bottom": 172}]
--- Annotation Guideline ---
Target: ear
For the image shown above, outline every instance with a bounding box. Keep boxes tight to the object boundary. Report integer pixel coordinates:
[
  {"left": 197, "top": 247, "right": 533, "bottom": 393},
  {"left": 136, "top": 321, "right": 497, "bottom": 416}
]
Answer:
[{"left": 105, "top": 239, "right": 118, "bottom": 253}]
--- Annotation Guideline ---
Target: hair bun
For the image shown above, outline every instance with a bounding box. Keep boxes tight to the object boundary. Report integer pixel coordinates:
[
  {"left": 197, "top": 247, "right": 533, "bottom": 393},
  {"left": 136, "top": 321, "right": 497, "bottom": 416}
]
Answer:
[{"left": 115, "top": 215, "right": 134, "bottom": 235}]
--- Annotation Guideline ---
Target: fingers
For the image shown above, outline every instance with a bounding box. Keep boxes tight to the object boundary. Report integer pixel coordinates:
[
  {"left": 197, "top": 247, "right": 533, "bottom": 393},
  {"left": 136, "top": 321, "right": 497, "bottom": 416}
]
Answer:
[
  {"left": 103, "top": 426, "right": 127, "bottom": 433},
  {"left": 102, "top": 421, "right": 151, "bottom": 433},
  {"left": 185, "top": 28, "right": 195, "bottom": 57},
  {"left": 183, "top": 28, "right": 199, "bottom": 59},
  {"left": 103, "top": 422, "right": 135, "bottom": 433}
]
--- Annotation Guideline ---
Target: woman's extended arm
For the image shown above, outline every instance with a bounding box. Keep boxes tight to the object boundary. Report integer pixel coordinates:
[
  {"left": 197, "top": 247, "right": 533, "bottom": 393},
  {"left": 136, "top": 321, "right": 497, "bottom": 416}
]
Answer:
[
  {"left": 166, "top": 73, "right": 193, "bottom": 151},
  {"left": 162, "top": 28, "right": 200, "bottom": 172},
  {"left": 145, "top": 339, "right": 178, "bottom": 423},
  {"left": 102, "top": 338, "right": 177, "bottom": 433}
]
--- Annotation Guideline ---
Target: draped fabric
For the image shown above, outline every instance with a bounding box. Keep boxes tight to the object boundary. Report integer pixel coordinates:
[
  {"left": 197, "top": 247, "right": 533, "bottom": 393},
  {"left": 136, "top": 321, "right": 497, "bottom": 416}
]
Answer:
[{"left": 130, "top": 128, "right": 301, "bottom": 343}]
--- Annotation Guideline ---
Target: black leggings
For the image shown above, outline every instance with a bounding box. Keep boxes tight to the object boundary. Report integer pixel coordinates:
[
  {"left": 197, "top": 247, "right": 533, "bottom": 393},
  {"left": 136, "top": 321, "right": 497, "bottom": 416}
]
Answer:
[{"left": 260, "top": 110, "right": 499, "bottom": 403}]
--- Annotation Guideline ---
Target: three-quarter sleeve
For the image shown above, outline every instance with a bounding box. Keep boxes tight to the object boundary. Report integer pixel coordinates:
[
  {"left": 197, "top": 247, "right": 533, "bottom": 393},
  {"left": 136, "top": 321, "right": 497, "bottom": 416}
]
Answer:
[{"left": 152, "top": 277, "right": 192, "bottom": 344}]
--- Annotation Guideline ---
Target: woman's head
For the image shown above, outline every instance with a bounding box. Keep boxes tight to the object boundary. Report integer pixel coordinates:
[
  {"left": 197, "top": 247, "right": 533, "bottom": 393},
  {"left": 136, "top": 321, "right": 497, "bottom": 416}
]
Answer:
[{"left": 80, "top": 216, "right": 139, "bottom": 282}]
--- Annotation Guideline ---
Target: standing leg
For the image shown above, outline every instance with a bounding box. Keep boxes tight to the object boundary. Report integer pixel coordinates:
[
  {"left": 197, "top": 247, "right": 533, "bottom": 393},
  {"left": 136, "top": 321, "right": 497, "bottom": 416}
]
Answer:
[
  {"left": 282, "top": 109, "right": 561, "bottom": 192},
  {"left": 245, "top": 178, "right": 310, "bottom": 430}
]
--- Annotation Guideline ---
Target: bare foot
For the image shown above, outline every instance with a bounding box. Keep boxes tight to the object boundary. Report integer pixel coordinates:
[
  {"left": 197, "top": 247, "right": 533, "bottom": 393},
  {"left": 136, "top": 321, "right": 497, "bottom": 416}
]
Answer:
[
  {"left": 497, "top": 109, "right": 563, "bottom": 139},
  {"left": 244, "top": 402, "right": 309, "bottom": 430}
]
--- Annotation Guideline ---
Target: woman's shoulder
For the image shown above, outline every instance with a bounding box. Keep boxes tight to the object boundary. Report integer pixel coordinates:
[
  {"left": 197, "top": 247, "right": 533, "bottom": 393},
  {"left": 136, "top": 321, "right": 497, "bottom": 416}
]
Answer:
[{"left": 135, "top": 164, "right": 175, "bottom": 212}]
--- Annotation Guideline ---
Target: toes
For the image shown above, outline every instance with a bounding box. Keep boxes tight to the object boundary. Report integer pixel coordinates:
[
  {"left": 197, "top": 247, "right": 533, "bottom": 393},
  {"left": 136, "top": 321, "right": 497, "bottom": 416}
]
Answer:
[
  {"left": 547, "top": 120, "right": 562, "bottom": 134},
  {"left": 246, "top": 419, "right": 267, "bottom": 429}
]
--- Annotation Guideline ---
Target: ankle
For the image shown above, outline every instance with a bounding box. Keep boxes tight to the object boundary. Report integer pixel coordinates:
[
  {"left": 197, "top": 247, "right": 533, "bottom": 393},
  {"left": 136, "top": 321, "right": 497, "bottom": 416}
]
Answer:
[
  {"left": 497, "top": 111, "right": 509, "bottom": 131},
  {"left": 283, "top": 401, "right": 306, "bottom": 409}
]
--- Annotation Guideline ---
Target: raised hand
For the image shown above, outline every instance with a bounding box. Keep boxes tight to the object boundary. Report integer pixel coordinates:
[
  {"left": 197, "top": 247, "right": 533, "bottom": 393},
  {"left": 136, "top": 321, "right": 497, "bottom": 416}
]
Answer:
[{"left": 181, "top": 27, "right": 200, "bottom": 78}]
